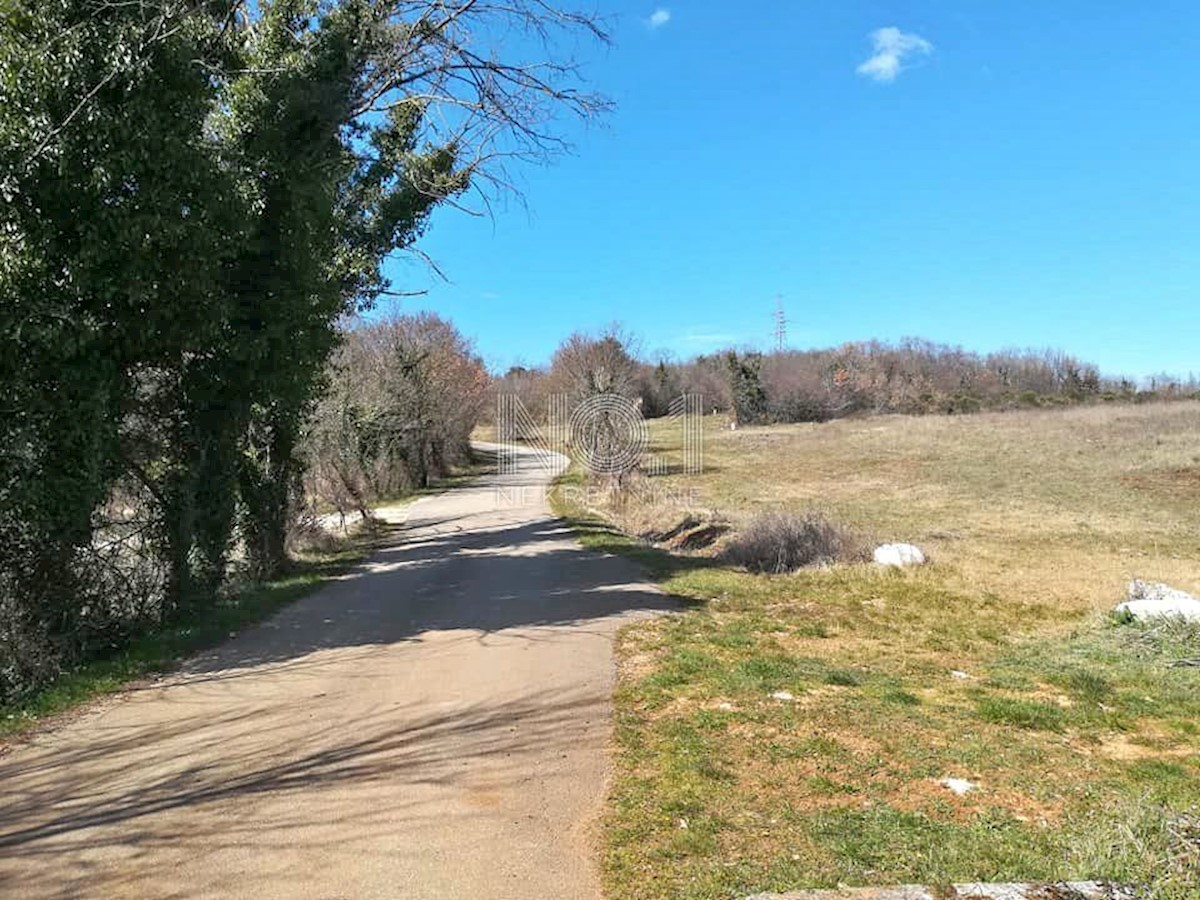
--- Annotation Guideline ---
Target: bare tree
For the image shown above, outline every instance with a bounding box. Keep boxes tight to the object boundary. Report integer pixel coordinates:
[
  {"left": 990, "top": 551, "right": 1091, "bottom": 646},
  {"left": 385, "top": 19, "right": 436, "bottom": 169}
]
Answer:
[
  {"left": 305, "top": 314, "right": 488, "bottom": 519},
  {"left": 334, "top": 0, "right": 614, "bottom": 214},
  {"left": 548, "top": 325, "right": 641, "bottom": 404}
]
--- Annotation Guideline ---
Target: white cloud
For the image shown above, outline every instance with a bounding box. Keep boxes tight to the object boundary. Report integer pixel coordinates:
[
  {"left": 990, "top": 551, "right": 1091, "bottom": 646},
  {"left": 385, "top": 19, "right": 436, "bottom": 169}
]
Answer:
[
  {"left": 647, "top": 8, "right": 671, "bottom": 29},
  {"left": 856, "top": 26, "right": 933, "bottom": 83}
]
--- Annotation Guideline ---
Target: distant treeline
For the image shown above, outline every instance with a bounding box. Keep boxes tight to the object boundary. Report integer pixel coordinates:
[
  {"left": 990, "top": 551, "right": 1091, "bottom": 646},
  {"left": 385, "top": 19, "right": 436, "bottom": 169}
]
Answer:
[{"left": 491, "top": 334, "right": 1199, "bottom": 427}]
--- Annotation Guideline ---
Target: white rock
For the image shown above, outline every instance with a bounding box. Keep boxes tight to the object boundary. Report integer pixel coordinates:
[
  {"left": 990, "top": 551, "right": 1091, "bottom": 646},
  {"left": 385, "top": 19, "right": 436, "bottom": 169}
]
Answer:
[
  {"left": 950, "top": 670, "right": 975, "bottom": 681},
  {"left": 770, "top": 691, "right": 795, "bottom": 702},
  {"left": 1114, "top": 580, "right": 1200, "bottom": 623},
  {"left": 873, "top": 543, "right": 927, "bottom": 567},
  {"left": 938, "top": 777, "right": 978, "bottom": 796}
]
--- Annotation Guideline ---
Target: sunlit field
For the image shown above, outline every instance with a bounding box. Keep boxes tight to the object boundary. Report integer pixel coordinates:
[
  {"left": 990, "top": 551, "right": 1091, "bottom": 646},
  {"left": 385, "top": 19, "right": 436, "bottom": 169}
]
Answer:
[{"left": 557, "top": 401, "right": 1200, "bottom": 899}]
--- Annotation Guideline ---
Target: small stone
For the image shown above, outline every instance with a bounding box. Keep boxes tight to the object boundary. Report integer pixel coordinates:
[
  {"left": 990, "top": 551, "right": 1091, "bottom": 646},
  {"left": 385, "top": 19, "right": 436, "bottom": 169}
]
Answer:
[
  {"left": 717, "top": 702, "right": 736, "bottom": 711},
  {"left": 938, "top": 777, "right": 978, "bottom": 796},
  {"left": 950, "top": 670, "right": 975, "bottom": 681},
  {"left": 770, "top": 691, "right": 795, "bottom": 702},
  {"left": 1115, "top": 580, "right": 1200, "bottom": 623},
  {"left": 873, "top": 543, "right": 926, "bottom": 567}
]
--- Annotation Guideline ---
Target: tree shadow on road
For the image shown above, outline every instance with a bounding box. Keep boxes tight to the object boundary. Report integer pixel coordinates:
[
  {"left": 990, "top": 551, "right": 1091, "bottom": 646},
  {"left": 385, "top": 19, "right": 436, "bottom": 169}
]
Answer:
[
  {"left": 0, "top": 455, "right": 683, "bottom": 895},
  {"left": 0, "top": 689, "right": 604, "bottom": 896},
  {"left": 176, "top": 515, "right": 680, "bottom": 677}
]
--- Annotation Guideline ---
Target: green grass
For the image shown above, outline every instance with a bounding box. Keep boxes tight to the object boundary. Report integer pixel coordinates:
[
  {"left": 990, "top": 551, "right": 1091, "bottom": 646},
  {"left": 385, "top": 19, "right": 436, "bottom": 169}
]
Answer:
[
  {"left": 550, "top": 405, "right": 1200, "bottom": 900},
  {"left": 0, "top": 549, "right": 363, "bottom": 740},
  {"left": 975, "top": 696, "right": 1066, "bottom": 731},
  {"left": 595, "top": 577, "right": 1200, "bottom": 898}
]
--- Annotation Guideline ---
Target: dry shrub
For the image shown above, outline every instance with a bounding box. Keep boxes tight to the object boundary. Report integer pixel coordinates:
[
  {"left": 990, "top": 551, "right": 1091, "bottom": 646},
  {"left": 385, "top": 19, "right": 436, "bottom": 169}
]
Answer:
[
  {"left": 305, "top": 313, "right": 488, "bottom": 517},
  {"left": 286, "top": 515, "right": 344, "bottom": 556},
  {"left": 723, "top": 510, "right": 865, "bottom": 573}
]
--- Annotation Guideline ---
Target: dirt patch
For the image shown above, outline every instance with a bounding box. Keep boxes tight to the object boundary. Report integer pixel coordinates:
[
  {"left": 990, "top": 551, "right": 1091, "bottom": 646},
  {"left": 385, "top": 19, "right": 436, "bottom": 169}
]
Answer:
[
  {"left": 874, "top": 778, "right": 1066, "bottom": 825},
  {"left": 616, "top": 629, "right": 666, "bottom": 684},
  {"left": 1031, "top": 685, "right": 1075, "bottom": 708},
  {"left": 1121, "top": 467, "right": 1200, "bottom": 500},
  {"left": 824, "top": 729, "right": 884, "bottom": 758},
  {"left": 982, "top": 787, "right": 1066, "bottom": 825},
  {"left": 669, "top": 523, "right": 730, "bottom": 552},
  {"left": 1097, "top": 730, "right": 1198, "bottom": 762}
]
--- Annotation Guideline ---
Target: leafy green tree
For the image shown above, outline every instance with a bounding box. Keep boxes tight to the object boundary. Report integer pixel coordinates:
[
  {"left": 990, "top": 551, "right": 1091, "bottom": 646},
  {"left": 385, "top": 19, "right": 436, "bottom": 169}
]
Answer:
[
  {"left": 217, "top": 1, "right": 469, "bottom": 575},
  {"left": 726, "top": 351, "right": 769, "bottom": 425},
  {"left": 0, "top": 0, "right": 608, "bottom": 697},
  {"left": 218, "top": 0, "right": 608, "bottom": 576},
  {"left": 0, "top": 0, "right": 238, "bottom": 676}
]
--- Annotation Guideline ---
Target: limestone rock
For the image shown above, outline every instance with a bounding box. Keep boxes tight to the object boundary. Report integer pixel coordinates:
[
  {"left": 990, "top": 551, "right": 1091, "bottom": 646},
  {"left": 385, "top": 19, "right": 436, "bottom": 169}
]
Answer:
[
  {"left": 1115, "top": 580, "right": 1200, "bottom": 623},
  {"left": 873, "top": 543, "right": 926, "bottom": 567},
  {"left": 744, "top": 883, "right": 1135, "bottom": 900},
  {"left": 938, "top": 777, "right": 977, "bottom": 796}
]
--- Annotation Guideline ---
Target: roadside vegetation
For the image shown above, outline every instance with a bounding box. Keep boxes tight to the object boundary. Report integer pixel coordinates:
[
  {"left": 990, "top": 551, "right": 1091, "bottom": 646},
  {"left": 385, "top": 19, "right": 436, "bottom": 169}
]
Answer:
[
  {"left": 306, "top": 314, "right": 489, "bottom": 521},
  {"left": 0, "top": 1, "right": 605, "bottom": 708},
  {"left": 554, "top": 401, "right": 1200, "bottom": 898}
]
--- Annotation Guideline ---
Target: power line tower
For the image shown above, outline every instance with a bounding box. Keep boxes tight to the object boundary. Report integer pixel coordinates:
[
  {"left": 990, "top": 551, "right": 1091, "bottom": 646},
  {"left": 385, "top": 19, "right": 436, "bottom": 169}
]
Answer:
[{"left": 772, "top": 295, "right": 787, "bottom": 353}]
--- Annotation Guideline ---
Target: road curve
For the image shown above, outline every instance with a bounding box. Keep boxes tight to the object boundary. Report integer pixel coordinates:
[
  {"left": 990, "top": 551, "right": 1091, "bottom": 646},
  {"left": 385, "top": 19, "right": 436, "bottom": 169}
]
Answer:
[{"left": 0, "top": 445, "right": 670, "bottom": 899}]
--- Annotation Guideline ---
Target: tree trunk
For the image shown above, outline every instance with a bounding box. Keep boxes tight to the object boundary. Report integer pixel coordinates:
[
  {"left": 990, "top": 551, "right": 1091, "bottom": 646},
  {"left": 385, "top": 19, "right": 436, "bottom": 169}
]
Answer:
[{"left": 240, "top": 417, "right": 297, "bottom": 580}]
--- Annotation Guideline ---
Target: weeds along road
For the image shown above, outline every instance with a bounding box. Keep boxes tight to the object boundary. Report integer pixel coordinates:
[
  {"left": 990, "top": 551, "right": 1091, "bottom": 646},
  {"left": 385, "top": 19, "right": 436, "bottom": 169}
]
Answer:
[{"left": 0, "top": 444, "right": 671, "bottom": 899}]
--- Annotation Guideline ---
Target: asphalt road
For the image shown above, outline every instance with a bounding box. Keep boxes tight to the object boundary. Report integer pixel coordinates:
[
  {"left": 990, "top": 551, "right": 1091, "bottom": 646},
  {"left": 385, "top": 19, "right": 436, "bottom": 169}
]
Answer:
[{"left": 0, "top": 445, "right": 670, "bottom": 899}]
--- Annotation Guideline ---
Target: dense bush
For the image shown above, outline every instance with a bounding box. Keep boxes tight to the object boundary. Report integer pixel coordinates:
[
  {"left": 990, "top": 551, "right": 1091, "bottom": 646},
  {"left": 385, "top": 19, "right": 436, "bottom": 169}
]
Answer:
[
  {"left": 0, "top": 0, "right": 605, "bottom": 701},
  {"left": 722, "top": 511, "right": 866, "bottom": 574}
]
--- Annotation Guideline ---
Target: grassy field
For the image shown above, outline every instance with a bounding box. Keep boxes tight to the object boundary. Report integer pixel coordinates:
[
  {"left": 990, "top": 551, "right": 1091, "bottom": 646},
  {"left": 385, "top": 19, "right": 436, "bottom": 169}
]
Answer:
[{"left": 555, "top": 402, "right": 1200, "bottom": 899}]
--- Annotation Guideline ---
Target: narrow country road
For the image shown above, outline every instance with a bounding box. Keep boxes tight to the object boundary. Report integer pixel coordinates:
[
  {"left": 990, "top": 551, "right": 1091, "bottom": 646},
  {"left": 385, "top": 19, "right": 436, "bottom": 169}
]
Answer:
[{"left": 0, "top": 445, "right": 670, "bottom": 899}]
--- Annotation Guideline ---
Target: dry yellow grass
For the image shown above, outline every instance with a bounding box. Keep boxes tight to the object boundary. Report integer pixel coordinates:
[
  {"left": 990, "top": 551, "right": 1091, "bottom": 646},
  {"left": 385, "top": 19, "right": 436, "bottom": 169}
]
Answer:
[
  {"left": 650, "top": 401, "right": 1200, "bottom": 624},
  {"left": 556, "top": 401, "right": 1200, "bottom": 899}
]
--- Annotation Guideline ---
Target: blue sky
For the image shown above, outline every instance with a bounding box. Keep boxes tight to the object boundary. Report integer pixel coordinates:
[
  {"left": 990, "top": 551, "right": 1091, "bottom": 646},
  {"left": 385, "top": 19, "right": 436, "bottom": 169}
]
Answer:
[{"left": 384, "top": 1, "right": 1200, "bottom": 379}]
